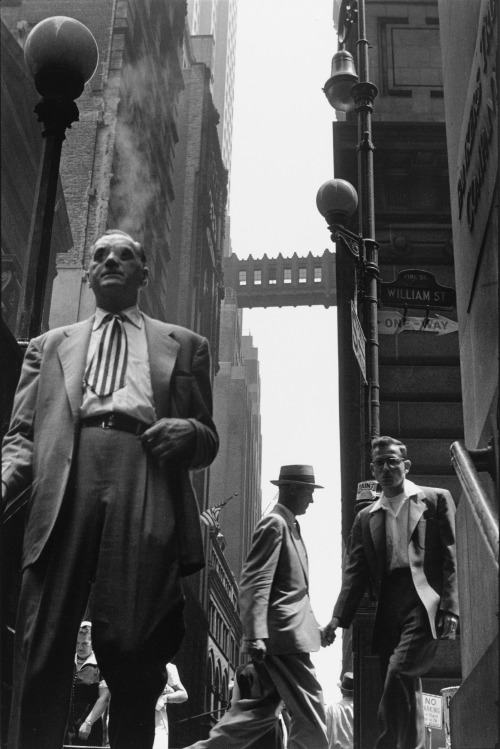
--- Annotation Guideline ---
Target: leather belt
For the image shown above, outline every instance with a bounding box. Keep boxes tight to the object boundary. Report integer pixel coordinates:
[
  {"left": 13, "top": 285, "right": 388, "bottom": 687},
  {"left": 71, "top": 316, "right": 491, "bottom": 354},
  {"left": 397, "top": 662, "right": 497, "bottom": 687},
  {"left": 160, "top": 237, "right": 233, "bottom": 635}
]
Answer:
[{"left": 80, "top": 413, "right": 149, "bottom": 436}]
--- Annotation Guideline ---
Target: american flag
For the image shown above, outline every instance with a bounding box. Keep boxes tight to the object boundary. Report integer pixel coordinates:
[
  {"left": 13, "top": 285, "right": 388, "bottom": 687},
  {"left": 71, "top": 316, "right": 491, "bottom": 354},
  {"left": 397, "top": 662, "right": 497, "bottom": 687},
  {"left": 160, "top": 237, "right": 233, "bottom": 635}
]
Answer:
[{"left": 200, "top": 494, "right": 237, "bottom": 531}]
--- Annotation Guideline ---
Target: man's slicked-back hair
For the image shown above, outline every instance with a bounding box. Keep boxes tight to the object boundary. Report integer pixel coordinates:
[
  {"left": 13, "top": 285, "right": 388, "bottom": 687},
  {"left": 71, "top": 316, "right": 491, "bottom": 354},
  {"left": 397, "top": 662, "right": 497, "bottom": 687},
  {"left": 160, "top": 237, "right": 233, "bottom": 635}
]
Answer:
[
  {"left": 91, "top": 229, "right": 147, "bottom": 265},
  {"left": 371, "top": 436, "right": 407, "bottom": 460}
]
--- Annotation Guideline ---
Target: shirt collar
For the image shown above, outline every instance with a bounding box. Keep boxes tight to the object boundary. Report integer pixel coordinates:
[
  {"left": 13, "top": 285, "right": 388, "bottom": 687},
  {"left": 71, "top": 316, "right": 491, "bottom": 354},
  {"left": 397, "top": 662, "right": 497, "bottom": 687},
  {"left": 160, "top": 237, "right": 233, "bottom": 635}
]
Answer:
[
  {"left": 75, "top": 651, "right": 98, "bottom": 669},
  {"left": 369, "top": 479, "right": 422, "bottom": 514},
  {"left": 93, "top": 305, "right": 143, "bottom": 330}
]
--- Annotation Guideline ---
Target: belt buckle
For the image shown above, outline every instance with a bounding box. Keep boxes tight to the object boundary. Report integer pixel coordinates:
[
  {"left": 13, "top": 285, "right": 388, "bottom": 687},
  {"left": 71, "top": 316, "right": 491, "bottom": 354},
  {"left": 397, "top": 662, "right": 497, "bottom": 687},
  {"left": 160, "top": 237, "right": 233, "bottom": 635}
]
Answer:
[{"left": 101, "top": 417, "right": 111, "bottom": 430}]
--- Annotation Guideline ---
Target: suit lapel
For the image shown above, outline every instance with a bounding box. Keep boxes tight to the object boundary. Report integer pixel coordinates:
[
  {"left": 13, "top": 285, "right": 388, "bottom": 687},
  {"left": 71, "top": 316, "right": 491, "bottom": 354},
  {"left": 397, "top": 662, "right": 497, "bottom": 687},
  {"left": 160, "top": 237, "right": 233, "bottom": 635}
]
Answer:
[
  {"left": 408, "top": 494, "right": 426, "bottom": 540},
  {"left": 369, "top": 508, "right": 386, "bottom": 574},
  {"left": 291, "top": 528, "right": 309, "bottom": 588},
  {"left": 273, "top": 506, "right": 309, "bottom": 587},
  {"left": 58, "top": 319, "right": 93, "bottom": 420},
  {"left": 144, "top": 317, "right": 180, "bottom": 417}
]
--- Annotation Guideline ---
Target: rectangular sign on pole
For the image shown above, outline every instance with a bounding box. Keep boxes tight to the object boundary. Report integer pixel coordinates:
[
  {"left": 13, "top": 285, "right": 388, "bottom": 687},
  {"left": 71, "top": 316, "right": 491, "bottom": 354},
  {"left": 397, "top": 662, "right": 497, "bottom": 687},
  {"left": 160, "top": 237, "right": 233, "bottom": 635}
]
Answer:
[
  {"left": 380, "top": 269, "right": 456, "bottom": 310},
  {"left": 351, "top": 301, "right": 366, "bottom": 383},
  {"left": 423, "top": 693, "right": 443, "bottom": 729}
]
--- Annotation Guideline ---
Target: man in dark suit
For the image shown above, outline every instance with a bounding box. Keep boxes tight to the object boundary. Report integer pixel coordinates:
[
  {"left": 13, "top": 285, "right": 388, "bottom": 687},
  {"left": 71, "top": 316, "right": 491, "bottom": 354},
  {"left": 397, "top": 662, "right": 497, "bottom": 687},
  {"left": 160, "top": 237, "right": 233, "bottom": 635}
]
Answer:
[
  {"left": 2, "top": 229, "right": 218, "bottom": 749},
  {"left": 187, "top": 464, "right": 329, "bottom": 749},
  {"left": 323, "top": 436, "right": 459, "bottom": 749}
]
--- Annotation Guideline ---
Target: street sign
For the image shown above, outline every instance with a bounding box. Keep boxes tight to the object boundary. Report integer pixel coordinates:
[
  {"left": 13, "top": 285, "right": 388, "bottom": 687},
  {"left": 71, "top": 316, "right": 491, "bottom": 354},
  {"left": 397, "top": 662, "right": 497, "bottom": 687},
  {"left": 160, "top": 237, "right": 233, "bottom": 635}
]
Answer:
[
  {"left": 351, "top": 301, "right": 366, "bottom": 382},
  {"left": 380, "top": 269, "right": 456, "bottom": 310},
  {"left": 378, "top": 310, "right": 458, "bottom": 336},
  {"left": 423, "top": 693, "right": 443, "bottom": 729}
]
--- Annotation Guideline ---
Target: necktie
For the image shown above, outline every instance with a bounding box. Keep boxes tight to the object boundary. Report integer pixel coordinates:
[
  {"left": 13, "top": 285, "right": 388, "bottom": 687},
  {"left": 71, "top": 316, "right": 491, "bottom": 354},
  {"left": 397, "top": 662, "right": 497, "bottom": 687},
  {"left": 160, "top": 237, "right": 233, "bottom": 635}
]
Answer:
[{"left": 85, "top": 314, "right": 128, "bottom": 397}]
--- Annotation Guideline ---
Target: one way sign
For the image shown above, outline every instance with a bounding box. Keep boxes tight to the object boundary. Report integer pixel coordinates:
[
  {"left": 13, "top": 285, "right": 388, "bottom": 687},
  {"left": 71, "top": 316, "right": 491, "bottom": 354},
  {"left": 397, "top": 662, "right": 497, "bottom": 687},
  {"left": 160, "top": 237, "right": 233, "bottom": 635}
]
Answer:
[{"left": 378, "top": 310, "right": 458, "bottom": 336}]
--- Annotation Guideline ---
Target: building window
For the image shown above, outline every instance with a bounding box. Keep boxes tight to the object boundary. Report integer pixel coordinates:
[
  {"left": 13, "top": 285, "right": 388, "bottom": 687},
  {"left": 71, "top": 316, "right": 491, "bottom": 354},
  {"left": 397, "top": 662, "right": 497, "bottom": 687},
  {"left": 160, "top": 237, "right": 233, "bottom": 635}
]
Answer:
[
  {"left": 283, "top": 268, "right": 292, "bottom": 284},
  {"left": 239, "top": 270, "right": 246, "bottom": 285},
  {"left": 254, "top": 269, "right": 262, "bottom": 285},
  {"left": 268, "top": 267, "right": 277, "bottom": 285},
  {"left": 299, "top": 267, "right": 307, "bottom": 283},
  {"left": 314, "top": 267, "right": 322, "bottom": 282}
]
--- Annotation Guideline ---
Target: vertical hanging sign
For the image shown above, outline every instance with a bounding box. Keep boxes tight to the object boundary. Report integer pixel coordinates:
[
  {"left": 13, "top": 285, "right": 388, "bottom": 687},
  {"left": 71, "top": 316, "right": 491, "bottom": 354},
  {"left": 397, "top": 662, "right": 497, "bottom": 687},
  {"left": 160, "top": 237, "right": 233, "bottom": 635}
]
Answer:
[{"left": 351, "top": 300, "right": 367, "bottom": 382}]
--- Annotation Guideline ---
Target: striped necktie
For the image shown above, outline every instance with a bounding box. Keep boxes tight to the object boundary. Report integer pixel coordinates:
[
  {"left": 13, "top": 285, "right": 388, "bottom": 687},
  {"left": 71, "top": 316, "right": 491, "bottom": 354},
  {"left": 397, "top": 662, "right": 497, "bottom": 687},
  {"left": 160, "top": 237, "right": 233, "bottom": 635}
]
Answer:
[{"left": 84, "top": 314, "right": 129, "bottom": 397}]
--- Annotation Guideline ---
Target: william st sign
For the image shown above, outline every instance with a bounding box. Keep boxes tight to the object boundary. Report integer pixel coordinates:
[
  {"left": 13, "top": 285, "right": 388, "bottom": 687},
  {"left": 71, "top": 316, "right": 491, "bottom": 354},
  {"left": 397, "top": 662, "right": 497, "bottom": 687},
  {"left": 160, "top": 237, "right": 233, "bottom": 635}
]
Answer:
[{"left": 380, "top": 270, "right": 456, "bottom": 311}]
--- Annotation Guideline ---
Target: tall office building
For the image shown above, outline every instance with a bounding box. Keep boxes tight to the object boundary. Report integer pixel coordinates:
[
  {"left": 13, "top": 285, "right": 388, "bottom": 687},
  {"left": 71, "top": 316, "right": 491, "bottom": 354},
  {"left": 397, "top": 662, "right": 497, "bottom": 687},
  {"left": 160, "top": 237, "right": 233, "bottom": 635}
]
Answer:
[
  {"left": 209, "top": 289, "right": 263, "bottom": 581},
  {"left": 188, "top": 0, "right": 238, "bottom": 195}
]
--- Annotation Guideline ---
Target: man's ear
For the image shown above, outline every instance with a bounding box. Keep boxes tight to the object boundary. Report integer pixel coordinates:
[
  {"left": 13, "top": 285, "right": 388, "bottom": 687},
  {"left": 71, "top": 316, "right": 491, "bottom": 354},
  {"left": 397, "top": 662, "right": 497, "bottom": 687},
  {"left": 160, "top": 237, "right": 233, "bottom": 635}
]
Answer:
[
  {"left": 370, "top": 463, "right": 375, "bottom": 477},
  {"left": 85, "top": 271, "right": 91, "bottom": 287},
  {"left": 404, "top": 459, "right": 411, "bottom": 474},
  {"left": 141, "top": 266, "right": 149, "bottom": 287}
]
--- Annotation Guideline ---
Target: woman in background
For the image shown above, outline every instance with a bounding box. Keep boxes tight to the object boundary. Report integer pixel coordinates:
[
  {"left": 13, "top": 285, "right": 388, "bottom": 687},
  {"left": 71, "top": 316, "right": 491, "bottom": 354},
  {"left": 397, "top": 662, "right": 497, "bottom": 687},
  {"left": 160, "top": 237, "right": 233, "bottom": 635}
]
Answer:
[{"left": 154, "top": 662, "right": 188, "bottom": 748}]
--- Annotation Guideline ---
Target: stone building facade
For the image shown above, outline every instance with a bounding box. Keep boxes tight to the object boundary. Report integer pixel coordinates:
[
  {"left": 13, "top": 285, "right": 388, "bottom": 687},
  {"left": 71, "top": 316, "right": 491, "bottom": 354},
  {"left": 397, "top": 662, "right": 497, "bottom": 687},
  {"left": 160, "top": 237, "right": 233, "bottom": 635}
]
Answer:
[{"left": 439, "top": 0, "right": 498, "bottom": 745}]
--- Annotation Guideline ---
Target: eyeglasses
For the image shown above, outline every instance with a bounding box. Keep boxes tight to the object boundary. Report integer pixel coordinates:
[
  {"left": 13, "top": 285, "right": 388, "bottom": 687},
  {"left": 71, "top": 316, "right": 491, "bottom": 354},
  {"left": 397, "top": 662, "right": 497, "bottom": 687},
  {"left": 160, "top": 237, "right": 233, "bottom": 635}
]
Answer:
[{"left": 372, "top": 458, "right": 404, "bottom": 469}]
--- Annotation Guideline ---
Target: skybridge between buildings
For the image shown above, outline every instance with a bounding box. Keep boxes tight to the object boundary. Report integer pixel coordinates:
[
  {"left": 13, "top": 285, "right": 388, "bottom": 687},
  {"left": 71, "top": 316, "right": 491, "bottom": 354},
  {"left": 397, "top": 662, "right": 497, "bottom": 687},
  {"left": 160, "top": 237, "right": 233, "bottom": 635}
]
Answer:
[{"left": 223, "top": 251, "right": 337, "bottom": 308}]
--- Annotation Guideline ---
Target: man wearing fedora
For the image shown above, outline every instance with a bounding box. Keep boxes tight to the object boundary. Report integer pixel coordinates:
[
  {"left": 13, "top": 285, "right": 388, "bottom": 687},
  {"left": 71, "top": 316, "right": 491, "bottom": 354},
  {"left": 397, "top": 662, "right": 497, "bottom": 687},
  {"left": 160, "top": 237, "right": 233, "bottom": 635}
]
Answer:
[
  {"left": 323, "top": 436, "right": 459, "bottom": 749},
  {"left": 186, "top": 464, "right": 329, "bottom": 749},
  {"left": 326, "top": 672, "right": 354, "bottom": 749}
]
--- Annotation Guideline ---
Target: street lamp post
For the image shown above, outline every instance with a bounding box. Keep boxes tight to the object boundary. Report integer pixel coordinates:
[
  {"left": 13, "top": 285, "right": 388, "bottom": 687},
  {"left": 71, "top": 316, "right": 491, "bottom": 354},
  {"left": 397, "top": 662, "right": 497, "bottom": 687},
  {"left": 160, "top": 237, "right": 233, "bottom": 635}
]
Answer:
[
  {"left": 317, "top": 3, "right": 382, "bottom": 746},
  {"left": 317, "top": 0, "right": 379, "bottom": 470},
  {"left": 316, "top": 179, "right": 380, "bottom": 449},
  {"left": 17, "top": 16, "right": 98, "bottom": 340}
]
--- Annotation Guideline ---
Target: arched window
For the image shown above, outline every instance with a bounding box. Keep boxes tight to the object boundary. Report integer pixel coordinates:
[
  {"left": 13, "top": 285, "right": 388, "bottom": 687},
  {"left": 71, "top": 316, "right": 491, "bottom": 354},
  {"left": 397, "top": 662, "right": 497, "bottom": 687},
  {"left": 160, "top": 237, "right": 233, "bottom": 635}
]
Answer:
[{"left": 206, "top": 651, "right": 215, "bottom": 714}]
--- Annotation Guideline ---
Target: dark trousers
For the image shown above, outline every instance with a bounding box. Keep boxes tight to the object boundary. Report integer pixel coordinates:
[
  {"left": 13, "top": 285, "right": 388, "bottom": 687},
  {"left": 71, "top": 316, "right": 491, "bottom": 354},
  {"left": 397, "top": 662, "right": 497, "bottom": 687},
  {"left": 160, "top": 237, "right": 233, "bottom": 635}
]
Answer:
[
  {"left": 374, "top": 569, "right": 438, "bottom": 749},
  {"left": 8, "top": 428, "right": 185, "bottom": 749},
  {"left": 188, "top": 653, "right": 328, "bottom": 749}
]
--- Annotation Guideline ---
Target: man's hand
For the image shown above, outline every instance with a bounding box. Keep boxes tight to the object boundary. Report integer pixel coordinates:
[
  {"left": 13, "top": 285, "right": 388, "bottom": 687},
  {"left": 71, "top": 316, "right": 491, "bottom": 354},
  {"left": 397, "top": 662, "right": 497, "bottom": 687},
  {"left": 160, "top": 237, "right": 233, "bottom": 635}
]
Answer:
[
  {"left": 437, "top": 611, "right": 459, "bottom": 640},
  {"left": 155, "top": 693, "right": 167, "bottom": 711},
  {"left": 78, "top": 720, "right": 92, "bottom": 740},
  {"left": 141, "top": 418, "right": 196, "bottom": 462},
  {"left": 243, "top": 638, "right": 267, "bottom": 661},
  {"left": 321, "top": 616, "right": 340, "bottom": 647}
]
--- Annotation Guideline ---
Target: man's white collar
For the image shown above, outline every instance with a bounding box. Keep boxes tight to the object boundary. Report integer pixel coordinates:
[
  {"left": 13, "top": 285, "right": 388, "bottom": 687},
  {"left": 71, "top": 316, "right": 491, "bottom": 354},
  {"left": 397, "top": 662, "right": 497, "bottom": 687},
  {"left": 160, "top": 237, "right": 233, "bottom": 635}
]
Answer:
[
  {"left": 369, "top": 479, "right": 423, "bottom": 513},
  {"left": 93, "top": 305, "right": 143, "bottom": 330},
  {"left": 75, "top": 652, "right": 98, "bottom": 669}
]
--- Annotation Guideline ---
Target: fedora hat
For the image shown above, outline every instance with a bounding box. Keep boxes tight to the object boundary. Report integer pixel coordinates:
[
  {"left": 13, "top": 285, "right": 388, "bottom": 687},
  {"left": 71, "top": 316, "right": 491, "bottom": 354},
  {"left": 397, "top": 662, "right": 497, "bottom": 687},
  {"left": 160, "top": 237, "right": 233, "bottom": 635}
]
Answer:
[
  {"left": 270, "top": 465, "right": 323, "bottom": 489},
  {"left": 338, "top": 672, "right": 353, "bottom": 693}
]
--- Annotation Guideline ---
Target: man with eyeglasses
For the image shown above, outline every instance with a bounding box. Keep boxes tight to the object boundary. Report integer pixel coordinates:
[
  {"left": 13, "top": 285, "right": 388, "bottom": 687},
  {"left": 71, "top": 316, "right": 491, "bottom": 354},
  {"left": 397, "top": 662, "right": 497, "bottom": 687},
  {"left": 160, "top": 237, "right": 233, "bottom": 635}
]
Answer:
[{"left": 323, "top": 436, "right": 459, "bottom": 749}]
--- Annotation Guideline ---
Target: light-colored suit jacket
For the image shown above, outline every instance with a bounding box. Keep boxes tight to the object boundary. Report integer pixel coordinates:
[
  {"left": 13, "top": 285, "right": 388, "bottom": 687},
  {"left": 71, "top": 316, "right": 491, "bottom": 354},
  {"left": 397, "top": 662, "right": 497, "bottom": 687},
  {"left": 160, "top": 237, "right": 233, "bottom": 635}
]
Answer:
[
  {"left": 239, "top": 503, "right": 321, "bottom": 654},
  {"left": 2, "top": 314, "right": 218, "bottom": 576},
  {"left": 333, "top": 483, "right": 459, "bottom": 642}
]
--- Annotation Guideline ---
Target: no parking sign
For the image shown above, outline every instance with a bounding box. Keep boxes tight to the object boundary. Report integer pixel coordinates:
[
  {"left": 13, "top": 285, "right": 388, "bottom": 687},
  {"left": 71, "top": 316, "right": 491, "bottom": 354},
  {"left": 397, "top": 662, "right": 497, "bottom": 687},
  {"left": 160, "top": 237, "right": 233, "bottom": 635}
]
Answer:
[{"left": 423, "top": 692, "right": 443, "bottom": 729}]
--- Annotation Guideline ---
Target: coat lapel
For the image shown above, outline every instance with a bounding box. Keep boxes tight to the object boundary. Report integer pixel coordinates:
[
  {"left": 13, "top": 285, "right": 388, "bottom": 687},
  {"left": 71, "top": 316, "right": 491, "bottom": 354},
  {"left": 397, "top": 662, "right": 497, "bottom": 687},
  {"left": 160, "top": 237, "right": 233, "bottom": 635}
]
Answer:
[
  {"left": 144, "top": 317, "right": 180, "bottom": 417},
  {"left": 273, "top": 506, "right": 309, "bottom": 587},
  {"left": 58, "top": 319, "right": 93, "bottom": 420},
  {"left": 369, "top": 507, "right": 386, "bottom": 574},
  {"left": 291, "top": 528, "right": 309, "bottom": 588},
  {"left": 408, "top": 493, "right": 427, "bottom": 539}
]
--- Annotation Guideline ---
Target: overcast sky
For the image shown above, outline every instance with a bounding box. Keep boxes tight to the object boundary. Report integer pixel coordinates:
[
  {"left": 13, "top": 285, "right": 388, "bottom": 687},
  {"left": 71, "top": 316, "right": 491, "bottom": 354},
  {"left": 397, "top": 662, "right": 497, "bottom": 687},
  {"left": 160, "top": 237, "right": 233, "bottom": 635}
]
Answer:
[{"left": 229, "top": 0, "right": 345, "bottom": 703}]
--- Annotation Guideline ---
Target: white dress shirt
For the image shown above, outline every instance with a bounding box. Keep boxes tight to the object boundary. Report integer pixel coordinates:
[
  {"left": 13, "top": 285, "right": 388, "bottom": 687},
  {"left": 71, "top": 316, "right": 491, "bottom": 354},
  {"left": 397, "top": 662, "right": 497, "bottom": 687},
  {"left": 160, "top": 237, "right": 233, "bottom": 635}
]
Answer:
[
  {"left": 326, "top": 696, "right": 353, "bottom": 749},
  {"left": 369, "top": 480, "right": 418, "bottom": 570},
  {"left": 81, "top": 305, "right": 156, "bottom": 424}
]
